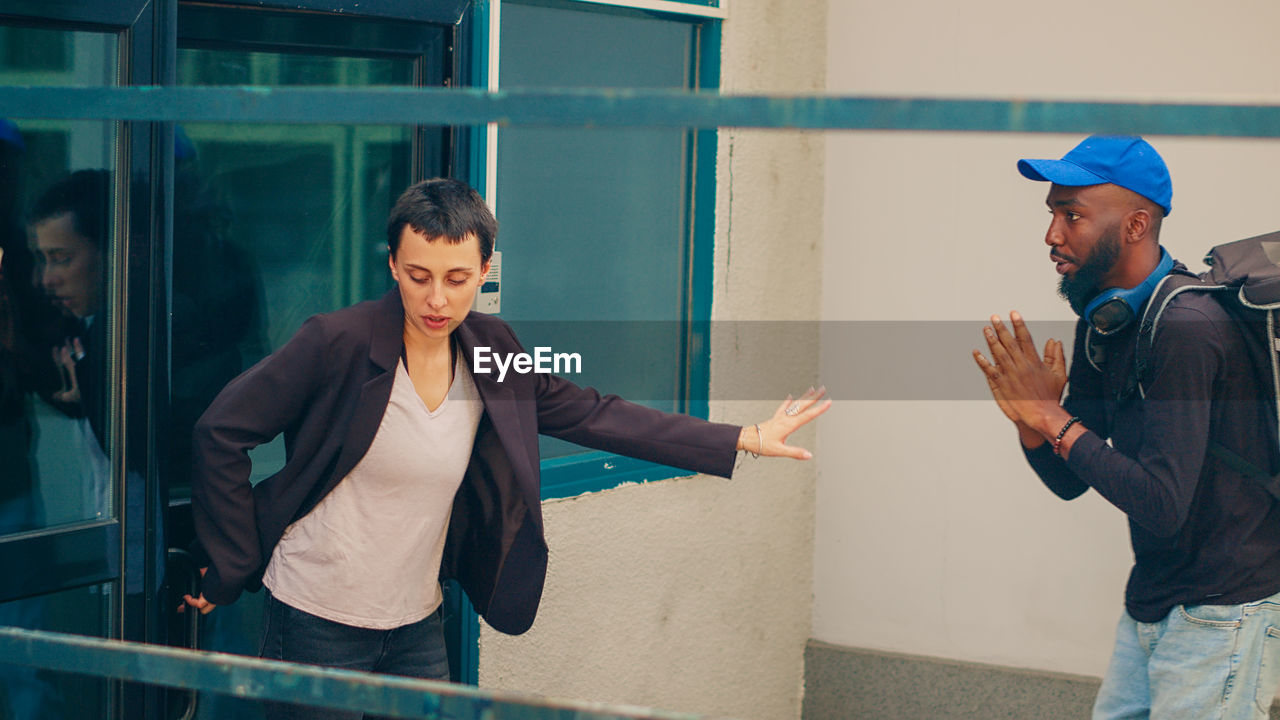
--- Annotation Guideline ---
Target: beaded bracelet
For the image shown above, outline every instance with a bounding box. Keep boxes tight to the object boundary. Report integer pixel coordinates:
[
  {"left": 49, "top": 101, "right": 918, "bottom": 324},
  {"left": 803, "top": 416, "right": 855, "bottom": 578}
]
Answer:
[{"left": 1052, "top": 416, "right": 1081, "bottom": 456}]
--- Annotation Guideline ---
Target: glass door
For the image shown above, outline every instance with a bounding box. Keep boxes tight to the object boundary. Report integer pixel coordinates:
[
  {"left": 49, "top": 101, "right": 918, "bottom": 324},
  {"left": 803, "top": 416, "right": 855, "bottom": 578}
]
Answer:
[
  {"left": 164, "top": 4, "right": 458, "bottom": 717},
  {"left": 0, "top": 2, "right": 161, "bottom": 718},
  {"left": 1, "top": 1, "right": 465, "bottom": 717}
]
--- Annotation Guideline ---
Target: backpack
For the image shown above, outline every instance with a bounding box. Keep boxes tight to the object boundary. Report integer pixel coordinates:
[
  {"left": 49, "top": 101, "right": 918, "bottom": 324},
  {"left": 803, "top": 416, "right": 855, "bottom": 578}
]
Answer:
[{"left": 1135, "top": 232, "right": 1280, "bottom": 499}]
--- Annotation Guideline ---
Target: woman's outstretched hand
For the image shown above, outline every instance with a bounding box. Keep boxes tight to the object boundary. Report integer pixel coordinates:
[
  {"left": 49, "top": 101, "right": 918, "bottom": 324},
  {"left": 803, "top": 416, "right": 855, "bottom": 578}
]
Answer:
[{"left": 738, "top": 387, "right": 832, "bottom": 460}]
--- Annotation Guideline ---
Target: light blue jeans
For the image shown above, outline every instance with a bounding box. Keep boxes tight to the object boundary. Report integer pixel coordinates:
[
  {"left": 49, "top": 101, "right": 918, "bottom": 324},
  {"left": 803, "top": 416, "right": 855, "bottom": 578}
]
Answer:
[{"left": 1094, "top": 591, "right": 1280, "bottom": 720}]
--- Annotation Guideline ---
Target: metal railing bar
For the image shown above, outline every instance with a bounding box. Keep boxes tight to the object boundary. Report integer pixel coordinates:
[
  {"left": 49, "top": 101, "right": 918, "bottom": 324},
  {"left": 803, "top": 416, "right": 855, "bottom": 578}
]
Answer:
[
  {"left": 1, "top": 86, "right": 1280, "bottom": 136},
  {"left": 0, "top": 627, "right": 717, "bottom": 720}
]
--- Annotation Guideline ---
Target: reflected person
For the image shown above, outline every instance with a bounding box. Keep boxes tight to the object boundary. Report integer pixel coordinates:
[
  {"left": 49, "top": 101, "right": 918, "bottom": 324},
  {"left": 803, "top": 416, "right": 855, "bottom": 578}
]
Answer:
[
  {"left": 27, "top": 169, "right": 110, "bottom": 517},
  {"left": 170, "top": 139, "right": 265, "bottom": 494}
]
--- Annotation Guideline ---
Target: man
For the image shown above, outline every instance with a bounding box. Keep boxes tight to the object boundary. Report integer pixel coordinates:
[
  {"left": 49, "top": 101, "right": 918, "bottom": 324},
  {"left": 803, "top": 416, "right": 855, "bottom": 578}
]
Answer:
[{"left": 974, "top": 135, "right": 1280, "bottom": 719}]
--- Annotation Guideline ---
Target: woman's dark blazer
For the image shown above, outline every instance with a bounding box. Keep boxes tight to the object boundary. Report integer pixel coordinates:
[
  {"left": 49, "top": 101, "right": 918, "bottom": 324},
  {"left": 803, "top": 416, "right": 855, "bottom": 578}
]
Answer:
[{"left": 191, "top": 288, "right": 739, "bottom": 634}]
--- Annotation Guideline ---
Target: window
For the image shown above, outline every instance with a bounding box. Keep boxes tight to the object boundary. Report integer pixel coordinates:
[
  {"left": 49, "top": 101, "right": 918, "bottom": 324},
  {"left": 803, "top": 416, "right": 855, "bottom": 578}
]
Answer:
[
  {"left": 168, "top": 4, "right": 452, "bottom": 495},
  {"left": 494, "top": 0, "right": 719, "bottom": 497},
  {"left": 0, "top": 17, "right": 128, "bottom": 719}
]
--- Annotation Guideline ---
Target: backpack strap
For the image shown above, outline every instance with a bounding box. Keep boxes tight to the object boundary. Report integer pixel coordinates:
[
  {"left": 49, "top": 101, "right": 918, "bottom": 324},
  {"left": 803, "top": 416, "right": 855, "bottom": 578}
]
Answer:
[
  {"left": 1134, "top": 271, "right": 1230, "bottom": 398},
  {"left": 1208, "top": 443, "right": 1280, "bottom": 501},
  {"left": 1129, "top": 272, "right": 1197, "bottom": 401}
]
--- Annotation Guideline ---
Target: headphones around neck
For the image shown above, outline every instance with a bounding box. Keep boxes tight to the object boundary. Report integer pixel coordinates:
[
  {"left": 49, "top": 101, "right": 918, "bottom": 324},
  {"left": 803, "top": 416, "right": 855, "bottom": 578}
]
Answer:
[{"left": 1084, "top": 248, "right": 1175, "bottom": 336}]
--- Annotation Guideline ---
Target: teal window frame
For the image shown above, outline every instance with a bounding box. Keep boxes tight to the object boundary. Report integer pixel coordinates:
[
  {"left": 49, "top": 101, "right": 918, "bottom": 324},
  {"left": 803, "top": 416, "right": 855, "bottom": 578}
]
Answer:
[
  {"left": 563, "top": 0, "right": 722, "bottom": 14},
  {"left": 469, "top": 0, "right": 722, "bottom": 502}
]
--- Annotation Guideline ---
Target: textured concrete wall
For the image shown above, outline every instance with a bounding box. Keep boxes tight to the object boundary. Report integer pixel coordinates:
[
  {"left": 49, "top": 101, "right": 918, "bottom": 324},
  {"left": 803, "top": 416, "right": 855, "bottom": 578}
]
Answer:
[
  {"left": 818, "top": 0, "right": 1280, "bottom": 682},
  {"left": 476, "top": 3, "right": 828, "bottom": 719}
]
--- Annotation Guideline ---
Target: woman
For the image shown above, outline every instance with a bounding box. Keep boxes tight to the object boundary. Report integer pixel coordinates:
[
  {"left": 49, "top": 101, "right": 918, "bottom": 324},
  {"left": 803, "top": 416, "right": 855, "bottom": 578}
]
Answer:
[{"left": 184, "top": 178, "right": 828, "bottom": 718}]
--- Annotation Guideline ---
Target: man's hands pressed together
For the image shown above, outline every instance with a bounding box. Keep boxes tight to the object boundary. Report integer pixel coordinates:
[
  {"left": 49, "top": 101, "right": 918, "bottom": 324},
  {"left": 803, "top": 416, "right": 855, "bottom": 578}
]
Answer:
[{"left": 973, "top": 311, "right": 1084, "bottom": 456}]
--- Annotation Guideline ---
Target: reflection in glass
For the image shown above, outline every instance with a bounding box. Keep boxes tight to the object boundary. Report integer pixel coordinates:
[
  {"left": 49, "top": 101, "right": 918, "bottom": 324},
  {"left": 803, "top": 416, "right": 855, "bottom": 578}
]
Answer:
[
  {"left": 0, "top": 26, "right": 118, "bottom": 535},
  {"left": 170, "top": 48, "right": 416, "bottom": 494},
  {"left": 27, "top": 170, "right": 112, "bottom": 521},
  {"left": 168, "top": 44, "right": 423, "bottom": 717},
  {"left": 168, "top": 137, "right": 267, "bottom": 499},
  {"left": 178, "top": 48, "right": 411, "bottom": 87},
  {"left": 0, "top": 583, "right": 112, "bottom": 719}
]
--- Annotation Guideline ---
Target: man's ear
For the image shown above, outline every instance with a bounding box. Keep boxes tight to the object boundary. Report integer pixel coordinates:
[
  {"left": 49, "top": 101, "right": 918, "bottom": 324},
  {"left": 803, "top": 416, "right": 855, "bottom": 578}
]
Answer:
[{"left": 1125, "top": 208, "right": 1152, "bottom": 244}]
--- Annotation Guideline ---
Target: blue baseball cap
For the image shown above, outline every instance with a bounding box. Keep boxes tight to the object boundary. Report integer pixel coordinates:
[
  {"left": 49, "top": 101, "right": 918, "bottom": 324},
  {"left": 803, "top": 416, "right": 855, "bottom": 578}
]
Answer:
[{"left": 1018, "top": 135, "right": 1172, "bottom": 216}]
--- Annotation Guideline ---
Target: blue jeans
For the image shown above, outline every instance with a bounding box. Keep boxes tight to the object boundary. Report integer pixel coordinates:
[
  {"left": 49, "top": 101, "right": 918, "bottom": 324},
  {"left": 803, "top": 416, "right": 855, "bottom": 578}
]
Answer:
[
  {"left": 258, "top": 591, "right": 450, "bottom": 720},
  {"left": 1093, "top": 591, "right": 1280, "bottom": 720}
]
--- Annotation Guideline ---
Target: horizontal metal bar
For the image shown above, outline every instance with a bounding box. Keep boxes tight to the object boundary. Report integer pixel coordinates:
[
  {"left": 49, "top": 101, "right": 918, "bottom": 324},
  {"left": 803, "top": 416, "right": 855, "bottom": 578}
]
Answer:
[
  {"left": 0, "top": 627, "right": 712, "bottom": 720},
  {"left": 3, "top": 86, "right": 1280, "bottom": 136},
  {"left": 0, "top": 522, "right": 119, "bottom": 604}
]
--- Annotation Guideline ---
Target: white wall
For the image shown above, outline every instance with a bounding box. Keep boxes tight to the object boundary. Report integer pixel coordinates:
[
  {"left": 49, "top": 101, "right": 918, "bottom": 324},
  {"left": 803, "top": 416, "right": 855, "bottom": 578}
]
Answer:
[
  {"left": 818, "top": 1, "right": 1280, "bottom": 677},
  {"left": 477, "top": 3, "right": 828, "bottom": 719}
]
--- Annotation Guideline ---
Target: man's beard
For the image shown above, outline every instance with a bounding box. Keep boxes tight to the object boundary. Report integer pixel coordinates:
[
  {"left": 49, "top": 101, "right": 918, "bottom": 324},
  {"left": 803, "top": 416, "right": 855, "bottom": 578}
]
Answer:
[{"left": 1058, "top": 226, "right": 1122, "bottom": 317}]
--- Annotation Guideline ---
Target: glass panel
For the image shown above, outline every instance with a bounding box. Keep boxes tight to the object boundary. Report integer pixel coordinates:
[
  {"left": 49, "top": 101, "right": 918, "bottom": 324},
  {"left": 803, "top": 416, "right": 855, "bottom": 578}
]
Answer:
[
  {"left": 169, "top": 37, "right": 434, "bottom": 715},
  {"left": 0, "top": 26, "right": 119, "bottom": 534},
  {"left": 169, "top": 49, "right": 415, "bottom": 494},
  {"left": 0, "top": 582, "right": 113, "bottom": 719},
  {"left": 498, "top": 3, "right": 696, "bottom": 457}
]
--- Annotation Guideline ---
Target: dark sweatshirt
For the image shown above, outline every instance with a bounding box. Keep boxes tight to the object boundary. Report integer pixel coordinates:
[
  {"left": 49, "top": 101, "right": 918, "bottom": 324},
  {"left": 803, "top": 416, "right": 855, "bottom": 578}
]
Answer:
[{"left": 1025, "top": 286, "right": 1280, "bottom": 622}]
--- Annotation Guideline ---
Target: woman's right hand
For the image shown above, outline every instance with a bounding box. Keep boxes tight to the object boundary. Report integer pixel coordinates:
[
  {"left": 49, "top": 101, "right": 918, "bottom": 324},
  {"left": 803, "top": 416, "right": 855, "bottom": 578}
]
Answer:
[{"left": 179, "top": 567, "right": 217, "bottom": 615}]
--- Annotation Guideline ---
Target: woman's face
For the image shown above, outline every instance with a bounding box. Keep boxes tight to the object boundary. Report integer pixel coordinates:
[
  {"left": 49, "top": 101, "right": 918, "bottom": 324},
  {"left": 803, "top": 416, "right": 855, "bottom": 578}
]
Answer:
[
  {"left": 33, "top": 212, "right": 103, "bottom": 319},
  {"left": 388, "top": 226, "right": 490, "bottom": 343}
]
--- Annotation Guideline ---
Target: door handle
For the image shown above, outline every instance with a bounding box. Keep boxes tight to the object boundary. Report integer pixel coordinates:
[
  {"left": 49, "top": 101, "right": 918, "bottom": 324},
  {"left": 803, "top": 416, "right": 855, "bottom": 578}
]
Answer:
[{"left": 166, "top": 548, "right": 202, "bottom": 720}]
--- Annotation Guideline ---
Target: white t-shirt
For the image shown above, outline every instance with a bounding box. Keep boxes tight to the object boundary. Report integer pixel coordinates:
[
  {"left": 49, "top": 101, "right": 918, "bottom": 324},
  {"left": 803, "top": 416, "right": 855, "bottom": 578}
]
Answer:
[{"left": 263, "top": 353, "right": 482, "bottom": 629}]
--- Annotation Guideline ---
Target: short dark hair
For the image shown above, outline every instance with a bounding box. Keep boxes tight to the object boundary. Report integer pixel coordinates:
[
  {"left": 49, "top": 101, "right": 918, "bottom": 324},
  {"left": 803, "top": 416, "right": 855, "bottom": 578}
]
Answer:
[
  {"left": 386, "top": 178, "right": 496, "bottom": 264},
  {"left": 30, "top": 169, "right": 110, "bottom": 248}
]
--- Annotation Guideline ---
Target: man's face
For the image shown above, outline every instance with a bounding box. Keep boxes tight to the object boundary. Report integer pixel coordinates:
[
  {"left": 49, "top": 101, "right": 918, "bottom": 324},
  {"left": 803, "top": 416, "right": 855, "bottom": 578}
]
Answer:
[
  {"left": 388, "top": 228, "right": 490, "bottom": 342},
  {"left": 32, "top": 212, "right": 103, "bottom": 319},
  {"left": 1043, "top": 184, "right": 1130, "bottom": 316}
]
